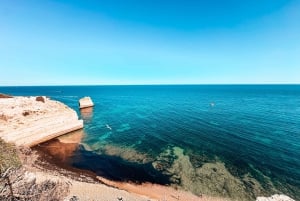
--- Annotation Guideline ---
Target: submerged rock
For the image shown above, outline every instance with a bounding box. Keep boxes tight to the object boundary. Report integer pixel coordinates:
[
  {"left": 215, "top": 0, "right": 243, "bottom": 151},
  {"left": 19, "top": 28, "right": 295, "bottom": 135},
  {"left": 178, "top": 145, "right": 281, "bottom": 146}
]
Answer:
[
  {"left": 256, "top": 194, "right": 295, "bottom": 201},
  {"left": 79, "top": 96, "right": 94, "bottom": 109},
  {"left": 152, "top": 146, "right": 269, "bottom": 201}
]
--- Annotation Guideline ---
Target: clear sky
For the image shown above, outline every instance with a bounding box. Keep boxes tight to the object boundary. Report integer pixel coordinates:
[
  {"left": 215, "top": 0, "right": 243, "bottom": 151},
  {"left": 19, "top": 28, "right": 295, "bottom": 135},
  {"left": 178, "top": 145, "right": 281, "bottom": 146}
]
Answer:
[{"left": 0, "top": 0, "right": 299, "bottom": 85}]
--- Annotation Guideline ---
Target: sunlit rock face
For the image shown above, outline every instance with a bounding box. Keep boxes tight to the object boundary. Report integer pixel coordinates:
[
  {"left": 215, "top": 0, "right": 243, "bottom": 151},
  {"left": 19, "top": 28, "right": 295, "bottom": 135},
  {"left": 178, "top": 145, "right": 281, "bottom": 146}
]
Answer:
[
  {"left": 0, "top": 96, "right": 83, "bottom": 147},
  {"left": 79, "top": 97, "right": 94, "bottom": 109},
  {"left": 256, "top": 194, "right": 295, "bottom": 201}
]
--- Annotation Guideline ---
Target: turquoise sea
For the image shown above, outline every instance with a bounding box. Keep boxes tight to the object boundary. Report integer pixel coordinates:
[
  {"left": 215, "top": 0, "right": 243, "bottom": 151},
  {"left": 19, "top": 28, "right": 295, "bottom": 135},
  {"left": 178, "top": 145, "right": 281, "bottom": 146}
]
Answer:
[{"left": 1, "top": 85, "right": 299, "bottom": 200}]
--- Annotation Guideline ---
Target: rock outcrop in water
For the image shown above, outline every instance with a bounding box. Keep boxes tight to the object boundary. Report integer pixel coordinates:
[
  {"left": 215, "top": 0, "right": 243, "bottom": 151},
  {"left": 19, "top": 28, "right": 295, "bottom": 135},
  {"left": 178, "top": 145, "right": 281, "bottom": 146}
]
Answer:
[
  {"left": 0, "top": 96, "right": 83, "bottom": 147},
  {"left": 79, "top": 96, "right": 94, "bottom": 109}
]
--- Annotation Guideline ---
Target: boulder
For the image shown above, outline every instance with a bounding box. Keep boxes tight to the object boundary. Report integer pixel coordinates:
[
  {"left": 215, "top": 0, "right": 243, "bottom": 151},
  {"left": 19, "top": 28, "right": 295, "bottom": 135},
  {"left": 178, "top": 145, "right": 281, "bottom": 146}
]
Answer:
[
  {"left": 79, "top": 97, "right": 94, "bottom": 109},
  {"left": 36, "top": 96, "right": 46, "bottom": 103},
  {"left": 256, "top": 194, "right": 295, "bottom": 201}
]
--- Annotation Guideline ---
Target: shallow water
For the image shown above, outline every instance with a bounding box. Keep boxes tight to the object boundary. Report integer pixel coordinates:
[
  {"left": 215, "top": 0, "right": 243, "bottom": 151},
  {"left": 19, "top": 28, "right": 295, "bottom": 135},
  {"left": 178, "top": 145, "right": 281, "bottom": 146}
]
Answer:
[{"left": 2, "top": 85, "right": 300, "bottom": 200}]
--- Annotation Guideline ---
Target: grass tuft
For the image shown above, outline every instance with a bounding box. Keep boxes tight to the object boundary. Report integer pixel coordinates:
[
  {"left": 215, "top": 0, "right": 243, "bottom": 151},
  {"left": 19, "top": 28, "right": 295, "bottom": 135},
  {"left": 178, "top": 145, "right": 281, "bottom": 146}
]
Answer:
[{"left": 0, "top": 138, "right": 21, "bottom": 174}]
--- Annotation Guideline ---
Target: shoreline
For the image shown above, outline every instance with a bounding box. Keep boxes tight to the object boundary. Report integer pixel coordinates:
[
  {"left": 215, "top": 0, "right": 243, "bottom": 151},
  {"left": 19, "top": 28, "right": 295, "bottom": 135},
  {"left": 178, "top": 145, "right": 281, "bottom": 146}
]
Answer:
[
  {"left": 1, "top": 94, "right": 296, "bottom": 201},
  {"left": 0, "top": 95, "right": 83, "bottom": 147},
  {"left": 14, "top": 144, "right": 154, "bottom": 201},
  {"left": 34, "top": 136, "right": 297, "bottom": 201},
  {"left": 33, "top": 140, "right": 225, "bottom": 201},
  {"left": 0, "top": 94, "right": 224, "bottom": 200}
]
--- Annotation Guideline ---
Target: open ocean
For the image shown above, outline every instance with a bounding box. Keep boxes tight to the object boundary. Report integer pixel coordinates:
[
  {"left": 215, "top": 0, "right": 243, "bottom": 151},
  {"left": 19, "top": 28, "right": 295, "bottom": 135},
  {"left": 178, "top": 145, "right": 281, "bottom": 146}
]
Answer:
[{"left": 1, "top": 85, "right": 299, "bottom": 200}]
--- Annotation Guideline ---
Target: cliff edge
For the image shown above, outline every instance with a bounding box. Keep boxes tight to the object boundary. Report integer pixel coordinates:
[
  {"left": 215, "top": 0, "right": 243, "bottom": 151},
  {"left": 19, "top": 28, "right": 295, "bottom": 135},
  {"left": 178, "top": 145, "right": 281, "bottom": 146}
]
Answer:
[{"left": 0, "top": 96, "right": 83, "bottom": 147}]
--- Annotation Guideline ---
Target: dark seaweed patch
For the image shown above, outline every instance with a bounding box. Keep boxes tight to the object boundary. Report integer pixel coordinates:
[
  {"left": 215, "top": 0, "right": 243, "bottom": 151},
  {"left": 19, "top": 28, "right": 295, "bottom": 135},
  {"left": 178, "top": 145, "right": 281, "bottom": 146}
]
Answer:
[{"left": 71, "top": 145, "right": 171, "bottom": 185}]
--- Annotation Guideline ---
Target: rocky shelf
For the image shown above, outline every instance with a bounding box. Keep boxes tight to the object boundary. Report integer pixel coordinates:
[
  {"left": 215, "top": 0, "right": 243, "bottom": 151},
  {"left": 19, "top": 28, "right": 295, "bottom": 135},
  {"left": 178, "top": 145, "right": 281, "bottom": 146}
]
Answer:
[{"left": 0, "top": 96, "right": 83, "bottom": 147}]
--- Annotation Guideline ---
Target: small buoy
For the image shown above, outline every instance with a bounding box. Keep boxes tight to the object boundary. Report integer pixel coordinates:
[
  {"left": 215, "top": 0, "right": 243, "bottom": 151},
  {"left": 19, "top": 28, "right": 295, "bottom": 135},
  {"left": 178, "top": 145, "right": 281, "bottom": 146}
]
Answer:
[{"left": 210, "top": 102, "right": 215, "bottom": 107}]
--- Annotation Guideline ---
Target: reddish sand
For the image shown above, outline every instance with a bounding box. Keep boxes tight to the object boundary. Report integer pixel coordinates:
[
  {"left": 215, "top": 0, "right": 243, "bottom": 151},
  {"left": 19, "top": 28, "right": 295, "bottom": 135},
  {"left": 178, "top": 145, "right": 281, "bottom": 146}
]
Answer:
[
  {"left": 98, "top": 177, "right": 227, "bottom": 201},
  {"left": 36, "top": 130, "right": 84, "bottom": 162}
]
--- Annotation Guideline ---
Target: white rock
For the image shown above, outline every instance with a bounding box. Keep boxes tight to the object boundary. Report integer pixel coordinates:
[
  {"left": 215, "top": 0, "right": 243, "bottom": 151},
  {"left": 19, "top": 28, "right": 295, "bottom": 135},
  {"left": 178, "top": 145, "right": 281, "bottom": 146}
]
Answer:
[
  {"left": 24, "top": 171, "right": 36, "bottom": 183},
  {"left": 79, "top": 96, "right": 94, "bottom": 109},
  {"left": 256, "top": 194, "right": 295, "bottom": 201},
  {"left": 0, "top": 96, "right": 83, "bottom": 147}
]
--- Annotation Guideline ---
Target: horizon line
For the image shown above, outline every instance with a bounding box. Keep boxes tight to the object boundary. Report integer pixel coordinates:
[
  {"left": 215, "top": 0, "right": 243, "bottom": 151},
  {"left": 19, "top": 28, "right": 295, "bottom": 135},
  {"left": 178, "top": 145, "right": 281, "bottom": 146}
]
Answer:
[{"left": 1, "top": 83, "right": 300, "bottom": 87}]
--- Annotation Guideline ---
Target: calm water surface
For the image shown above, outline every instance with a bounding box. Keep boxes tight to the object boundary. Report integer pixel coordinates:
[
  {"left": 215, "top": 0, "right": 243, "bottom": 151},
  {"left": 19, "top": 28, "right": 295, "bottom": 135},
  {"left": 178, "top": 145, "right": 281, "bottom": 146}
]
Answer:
[{"left": 1, "top": 85, "right": 299, "bottom": 200}]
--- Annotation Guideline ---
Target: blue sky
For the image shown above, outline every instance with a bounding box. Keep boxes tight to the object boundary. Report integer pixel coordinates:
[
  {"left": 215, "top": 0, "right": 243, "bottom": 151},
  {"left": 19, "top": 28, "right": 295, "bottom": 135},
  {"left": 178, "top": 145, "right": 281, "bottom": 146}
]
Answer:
[{"left": 0, "top": 0, "right": 299, "bottom": 85}]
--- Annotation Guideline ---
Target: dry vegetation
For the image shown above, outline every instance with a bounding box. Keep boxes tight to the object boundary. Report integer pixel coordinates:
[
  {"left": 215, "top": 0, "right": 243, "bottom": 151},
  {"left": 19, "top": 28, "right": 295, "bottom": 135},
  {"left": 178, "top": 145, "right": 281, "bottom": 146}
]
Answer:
[
  {"left": 0, "top": 139, "right": 21, "bottom": 173},
  {"left": 0, "top": 139, "right": 69, "bottom": 201}
]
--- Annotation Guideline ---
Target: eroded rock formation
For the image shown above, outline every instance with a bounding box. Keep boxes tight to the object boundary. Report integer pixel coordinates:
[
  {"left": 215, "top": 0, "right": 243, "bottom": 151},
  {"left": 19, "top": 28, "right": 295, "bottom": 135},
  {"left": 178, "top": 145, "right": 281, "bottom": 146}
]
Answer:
[
  {"left": 79, "top": 96, "right": 94, "bottom": 109},
  {"left": 0, "top": 96, "right": 83, "bottom": 147}
]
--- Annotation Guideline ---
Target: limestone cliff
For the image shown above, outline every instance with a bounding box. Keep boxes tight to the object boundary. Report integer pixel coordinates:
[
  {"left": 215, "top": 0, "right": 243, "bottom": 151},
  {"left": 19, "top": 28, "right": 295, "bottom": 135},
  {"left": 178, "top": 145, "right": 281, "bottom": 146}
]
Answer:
[{"left": 0, "top": 96, "right": 83, "bottom": 147}]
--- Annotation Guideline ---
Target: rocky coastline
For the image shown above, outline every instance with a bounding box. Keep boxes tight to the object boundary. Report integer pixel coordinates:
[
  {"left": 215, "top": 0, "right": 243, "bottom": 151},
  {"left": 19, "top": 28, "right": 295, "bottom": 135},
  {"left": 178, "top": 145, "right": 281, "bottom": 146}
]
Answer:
[
  {"left": 0, "top": 95, "right": 83, "bottom": 147},
  {"left": 0, "top": 94, "right": 296, "bottom": 201}
]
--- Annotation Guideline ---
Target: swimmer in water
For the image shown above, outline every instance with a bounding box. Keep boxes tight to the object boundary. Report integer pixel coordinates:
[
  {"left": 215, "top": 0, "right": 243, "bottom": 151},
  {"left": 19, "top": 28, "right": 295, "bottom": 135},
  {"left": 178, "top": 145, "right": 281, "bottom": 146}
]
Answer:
[{"left": 106, "top": 124, "right": 112, "bottom": 130}]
